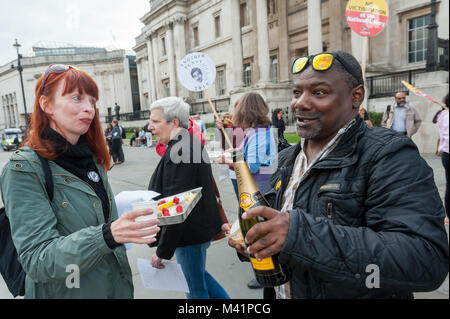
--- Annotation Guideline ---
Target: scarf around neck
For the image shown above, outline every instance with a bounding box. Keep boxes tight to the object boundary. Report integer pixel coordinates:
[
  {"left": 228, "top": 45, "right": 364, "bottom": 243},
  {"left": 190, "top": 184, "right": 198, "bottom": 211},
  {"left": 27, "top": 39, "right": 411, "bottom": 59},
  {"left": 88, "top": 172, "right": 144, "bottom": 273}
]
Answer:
[{"left": 43, "top": 127, "right": 110, "bottom": 222}]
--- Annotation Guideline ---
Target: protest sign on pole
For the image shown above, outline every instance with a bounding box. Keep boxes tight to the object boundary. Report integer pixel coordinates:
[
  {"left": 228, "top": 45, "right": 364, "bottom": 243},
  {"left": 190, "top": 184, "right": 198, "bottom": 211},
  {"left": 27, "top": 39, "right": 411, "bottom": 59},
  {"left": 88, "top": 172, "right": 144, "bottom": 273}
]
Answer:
[
  {"left": 346, "top": 0, "right": 389, "bottom": 81},
  {"left": 346, "top": 0, "right": 389, "bottom": 110},
  {"left": 346, "top": 0, "right": 389, "bottom": 38},
  {"left": 178, "top": 52, "right": 233, "bottom": 149}
]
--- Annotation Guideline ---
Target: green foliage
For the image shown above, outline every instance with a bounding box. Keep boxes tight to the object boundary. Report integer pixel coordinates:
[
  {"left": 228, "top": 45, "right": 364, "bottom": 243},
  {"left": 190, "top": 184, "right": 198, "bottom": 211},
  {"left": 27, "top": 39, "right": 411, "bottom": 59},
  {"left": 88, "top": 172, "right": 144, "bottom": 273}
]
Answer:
[{"left": 369, "top": 112, "right": 384, "bottom": 127}]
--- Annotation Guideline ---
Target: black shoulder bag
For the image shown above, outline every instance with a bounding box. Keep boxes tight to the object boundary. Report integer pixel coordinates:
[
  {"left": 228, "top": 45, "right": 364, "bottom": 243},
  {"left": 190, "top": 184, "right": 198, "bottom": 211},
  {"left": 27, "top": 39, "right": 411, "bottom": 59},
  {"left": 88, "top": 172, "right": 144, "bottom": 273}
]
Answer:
[{"left": 0, "top": 154, "right": 53, "bottom": 297}]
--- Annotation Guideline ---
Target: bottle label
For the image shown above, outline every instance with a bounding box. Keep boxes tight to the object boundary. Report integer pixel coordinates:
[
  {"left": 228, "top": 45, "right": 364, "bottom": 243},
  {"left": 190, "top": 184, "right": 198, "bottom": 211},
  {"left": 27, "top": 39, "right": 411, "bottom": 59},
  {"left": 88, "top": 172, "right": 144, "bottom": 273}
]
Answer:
[
  {"left": 250, "top": 257, "right": 275, "bottom": 271},
  {"left": 240, "top": 192, "right": 254, "bottom": 211},
  {"left": 240, "top": 192, "right": 264, "bottom": 211}
]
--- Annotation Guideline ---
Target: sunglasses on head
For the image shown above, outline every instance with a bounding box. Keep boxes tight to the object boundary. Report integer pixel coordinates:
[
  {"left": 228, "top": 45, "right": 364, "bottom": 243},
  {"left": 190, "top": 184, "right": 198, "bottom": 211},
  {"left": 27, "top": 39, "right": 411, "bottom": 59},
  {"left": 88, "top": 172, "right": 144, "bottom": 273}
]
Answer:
[
  {"left": 39, "top": 64, "right": 78, "bottom": 95},
  {"left": 291, "top": 53, "right": 362, "bottom": 85}
]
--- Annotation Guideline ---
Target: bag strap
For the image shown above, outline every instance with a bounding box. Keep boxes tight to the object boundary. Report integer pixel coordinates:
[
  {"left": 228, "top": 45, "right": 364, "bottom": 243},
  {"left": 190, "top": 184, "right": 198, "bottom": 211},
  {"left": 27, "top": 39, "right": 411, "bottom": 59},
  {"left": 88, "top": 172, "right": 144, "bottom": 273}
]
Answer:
[{"left": 36, "top": 154, "right": 54, "bottom": 202}]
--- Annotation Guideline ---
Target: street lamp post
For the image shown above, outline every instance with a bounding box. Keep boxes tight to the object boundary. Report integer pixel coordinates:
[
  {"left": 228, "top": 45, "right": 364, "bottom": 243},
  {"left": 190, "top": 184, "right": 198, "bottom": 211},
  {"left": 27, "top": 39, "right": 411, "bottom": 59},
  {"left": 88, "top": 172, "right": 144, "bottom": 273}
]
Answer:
[{"left": 13, "top": 39, "right": 28, "bottom": 126}]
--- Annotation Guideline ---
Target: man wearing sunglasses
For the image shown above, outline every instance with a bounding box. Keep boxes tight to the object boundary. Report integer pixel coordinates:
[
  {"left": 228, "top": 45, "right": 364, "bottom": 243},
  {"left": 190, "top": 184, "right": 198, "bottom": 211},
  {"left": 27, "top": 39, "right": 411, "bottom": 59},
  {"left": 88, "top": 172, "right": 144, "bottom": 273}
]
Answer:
[{"left": 228, "top": 51, "right": 448, "bottom": 299}]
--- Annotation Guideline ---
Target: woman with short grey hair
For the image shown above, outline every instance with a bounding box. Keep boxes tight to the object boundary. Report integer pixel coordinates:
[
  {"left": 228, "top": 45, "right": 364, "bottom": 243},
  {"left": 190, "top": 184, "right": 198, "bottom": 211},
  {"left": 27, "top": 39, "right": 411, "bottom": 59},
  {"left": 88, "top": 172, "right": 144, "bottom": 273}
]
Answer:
[
  {"left": 150, "top": 97, "right": 190, "bottom": 129},
  {"left": 147, "top": 97, "right": 230, "bottom": 299}
]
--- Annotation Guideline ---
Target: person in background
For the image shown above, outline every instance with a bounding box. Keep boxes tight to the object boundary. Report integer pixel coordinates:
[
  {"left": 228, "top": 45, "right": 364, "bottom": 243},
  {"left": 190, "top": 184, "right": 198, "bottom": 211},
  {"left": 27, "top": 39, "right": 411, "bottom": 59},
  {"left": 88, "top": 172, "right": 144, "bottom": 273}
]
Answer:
[
  {"left": 193, "top": 114, "right": 207, "bottom": 135},
  {"left": 147, "top": 96, "right": 229, "bottom": 299},
  {"left": 138, "top": 127, "right": 146, "bottom": 146},
  {"left": 217, "top": 92, "right": 276, "bottom": 290},
  {"left": 218, "top": 92, "right": 276, "bottom": 195},
  {"left": 104, "top": 123, "right": 114, "bottom": 162},
  {"left": 359, "top": 107, "right": 374, "bottom": 127},
  {"left": 144, "top": 121, "right": 153, "bottom": 147},
  {"left": 111, "top": 120, "right": 122, "bottom": 165},
  {"left": 0, "top": 64, "right": 159, "bottom": 298},
  {"left": 117, "top": 122, "right": 126, "bottom": 163},
  {"left": 381, "top": 92, "right": 422, "bottom": 137},
  {"left": 272, "top": 108, "right": 290, "bottom": 151},
  {"left": 155, "top": 117, "right": 205, "bottom": 156},
  {"left": 215, "top": 102, "right": 244, "bottom": 200},
  {"left": 13, "top": 135, "right": 20, "bottom": 149},
  {"left": 129, "top": 128, "right": 139, "bottom": 146},
  {"left": 432, "top": 93, "right": 449, "bottom": 223}
]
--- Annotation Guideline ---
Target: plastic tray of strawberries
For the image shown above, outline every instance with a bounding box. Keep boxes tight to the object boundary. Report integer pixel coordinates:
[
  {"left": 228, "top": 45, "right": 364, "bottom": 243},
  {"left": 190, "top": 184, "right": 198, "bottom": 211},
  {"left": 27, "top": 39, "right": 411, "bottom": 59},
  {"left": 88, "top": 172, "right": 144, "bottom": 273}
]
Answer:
[{"left": 155, "top": 187, "right": 203, "bottom": 226}]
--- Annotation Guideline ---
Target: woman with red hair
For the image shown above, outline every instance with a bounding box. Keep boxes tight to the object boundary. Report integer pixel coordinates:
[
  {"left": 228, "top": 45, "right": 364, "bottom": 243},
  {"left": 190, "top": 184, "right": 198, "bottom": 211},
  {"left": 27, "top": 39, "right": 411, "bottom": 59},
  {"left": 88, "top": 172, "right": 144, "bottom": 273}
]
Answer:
[{"left": 0, "top": 65, "right": 160, "bottom": 298}]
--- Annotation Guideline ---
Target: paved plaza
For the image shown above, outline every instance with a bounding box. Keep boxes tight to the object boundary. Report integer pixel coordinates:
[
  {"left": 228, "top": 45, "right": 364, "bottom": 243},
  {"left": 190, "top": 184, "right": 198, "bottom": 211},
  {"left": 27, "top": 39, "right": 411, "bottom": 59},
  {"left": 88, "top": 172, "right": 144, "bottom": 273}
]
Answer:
[{"left": 0, "top": 141, "right": 448, "bottom": 299}]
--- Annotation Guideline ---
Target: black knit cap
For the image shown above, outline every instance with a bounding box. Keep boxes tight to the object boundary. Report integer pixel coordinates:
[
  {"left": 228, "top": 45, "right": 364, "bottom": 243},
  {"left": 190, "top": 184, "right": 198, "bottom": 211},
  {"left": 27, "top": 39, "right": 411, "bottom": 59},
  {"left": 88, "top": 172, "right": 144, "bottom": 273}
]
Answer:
[{"left": 331, "top": 50, "right": 364, "bottom": 88}]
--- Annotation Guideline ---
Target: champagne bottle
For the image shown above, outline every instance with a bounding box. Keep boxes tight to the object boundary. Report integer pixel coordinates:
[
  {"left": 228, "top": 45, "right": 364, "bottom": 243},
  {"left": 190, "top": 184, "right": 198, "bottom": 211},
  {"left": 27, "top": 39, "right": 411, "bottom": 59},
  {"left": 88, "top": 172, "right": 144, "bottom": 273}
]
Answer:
[{"left": 233, "top": 150, "right": 291, "bottom": 287}]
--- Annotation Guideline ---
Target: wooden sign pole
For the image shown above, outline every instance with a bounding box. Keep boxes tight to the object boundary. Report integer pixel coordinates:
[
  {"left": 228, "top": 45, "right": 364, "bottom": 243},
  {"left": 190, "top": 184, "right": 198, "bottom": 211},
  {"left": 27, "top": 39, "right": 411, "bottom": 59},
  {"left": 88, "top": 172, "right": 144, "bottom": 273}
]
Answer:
[
  {"left": 361, "top": 36, "right": 368, "bottom": 111},
  {"left": 202, "top": 89, "right": 234, "bottom": 150},
  {"left": 362, "top": 36, "right": 368, "bottom": 82}
]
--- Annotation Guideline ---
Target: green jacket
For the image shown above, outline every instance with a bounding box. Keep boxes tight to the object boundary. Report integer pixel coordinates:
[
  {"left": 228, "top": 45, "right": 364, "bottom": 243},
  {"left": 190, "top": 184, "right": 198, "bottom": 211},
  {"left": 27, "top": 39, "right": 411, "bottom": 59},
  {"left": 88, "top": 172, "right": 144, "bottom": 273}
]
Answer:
[{"left": 0, "top": 147, "right": 133, "bottom": 299}]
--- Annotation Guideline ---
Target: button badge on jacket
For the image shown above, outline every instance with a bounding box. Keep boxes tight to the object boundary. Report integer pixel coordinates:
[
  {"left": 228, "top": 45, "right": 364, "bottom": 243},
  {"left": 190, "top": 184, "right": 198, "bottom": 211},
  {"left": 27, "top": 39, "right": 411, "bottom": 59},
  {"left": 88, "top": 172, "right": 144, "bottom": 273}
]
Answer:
[
  {"left": 275, "top": 180, "right": 282, "bottom": 191},
  {"left": 87, "top": 171, "right": 100, "bottom": 182}
]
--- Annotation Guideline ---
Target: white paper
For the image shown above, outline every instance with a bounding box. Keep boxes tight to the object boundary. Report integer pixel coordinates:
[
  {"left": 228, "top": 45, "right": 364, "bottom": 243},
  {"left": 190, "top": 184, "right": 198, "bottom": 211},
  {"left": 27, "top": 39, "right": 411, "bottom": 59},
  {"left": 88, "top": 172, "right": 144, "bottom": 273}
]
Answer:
[
  {"left": 137, "top": 258, "right": 190, "bottom": 293},
  {"left": 114, "top": 191, "right": 160, "bottom": 250}
]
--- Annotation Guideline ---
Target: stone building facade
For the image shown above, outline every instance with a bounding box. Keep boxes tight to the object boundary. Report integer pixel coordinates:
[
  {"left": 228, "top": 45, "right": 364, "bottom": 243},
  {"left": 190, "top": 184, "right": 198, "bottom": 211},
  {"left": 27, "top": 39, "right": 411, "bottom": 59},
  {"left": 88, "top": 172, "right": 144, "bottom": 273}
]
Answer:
[{"left": 0, "top": 44, "right": 139, "bottom": 129}]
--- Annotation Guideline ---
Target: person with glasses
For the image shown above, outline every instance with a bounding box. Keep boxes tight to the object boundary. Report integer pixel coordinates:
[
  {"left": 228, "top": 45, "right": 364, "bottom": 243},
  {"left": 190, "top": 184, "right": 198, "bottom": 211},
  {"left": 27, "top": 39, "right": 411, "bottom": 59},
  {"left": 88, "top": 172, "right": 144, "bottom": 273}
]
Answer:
[
  {"left": 0, "top": 64, "right": 160, "bottom": 298},
  {"left": 226, "top": 51, "right": 448, "bottom": 299}
]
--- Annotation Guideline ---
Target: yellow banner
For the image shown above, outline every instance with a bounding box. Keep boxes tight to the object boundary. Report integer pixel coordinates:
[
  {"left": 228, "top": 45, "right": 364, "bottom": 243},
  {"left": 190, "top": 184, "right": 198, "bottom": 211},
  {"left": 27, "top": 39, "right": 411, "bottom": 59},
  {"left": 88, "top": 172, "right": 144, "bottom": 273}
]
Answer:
[{"left": 401, "top": 81, "right": 448, "bottom": 109}]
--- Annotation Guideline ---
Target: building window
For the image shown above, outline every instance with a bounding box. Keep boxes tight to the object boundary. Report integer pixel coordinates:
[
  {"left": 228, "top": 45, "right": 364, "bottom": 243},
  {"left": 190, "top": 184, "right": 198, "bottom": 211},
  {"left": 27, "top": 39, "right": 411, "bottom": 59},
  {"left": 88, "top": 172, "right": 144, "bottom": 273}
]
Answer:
[
  {"left": 193, "top": 26, "right": 199, "bottom": 47},
  {"left": 214, "top": 15, "right": 221, "bottom": 38},
  {"left": 270, "top": 55, "right": 278, "bottom": 83},
  {"left": 240, "top": 2, "right": 249, "bottom": 27},
  {"left": 216, "top": 67, "right": 226, "bottom": 96},
  {"left": 162, "top": 79, "right": 170, "bottom": 97},
  {"left": 161, "top": 36, "right": 167, "bottom": 56},
  {"left": 243, "top": 62, "right": 252, "bottom": 87},
  {"left": 267, "top": 0, "right": 277, "bottom": 15},
  {"left": 408, "top": 15, "right": 430, "bottom": 63},
  {"left": 294, "top": 47, "right": 308, "bottom": 58}
]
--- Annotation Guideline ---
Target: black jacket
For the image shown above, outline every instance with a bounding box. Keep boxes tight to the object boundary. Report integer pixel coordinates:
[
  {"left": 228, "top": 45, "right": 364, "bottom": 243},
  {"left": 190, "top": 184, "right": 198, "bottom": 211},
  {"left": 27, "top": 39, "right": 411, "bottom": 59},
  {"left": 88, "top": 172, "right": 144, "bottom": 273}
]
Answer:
[
  {"left": 148, "top": 129, "right": 223, "bottom": 260},
  {"left": 266, "top": 116, "right": 448, "bottom": 299}
]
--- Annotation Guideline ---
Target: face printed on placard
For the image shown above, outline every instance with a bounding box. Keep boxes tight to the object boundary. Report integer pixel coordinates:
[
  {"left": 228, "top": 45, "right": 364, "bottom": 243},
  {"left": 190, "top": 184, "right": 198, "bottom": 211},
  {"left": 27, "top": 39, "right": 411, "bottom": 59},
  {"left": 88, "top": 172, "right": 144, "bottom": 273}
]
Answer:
[{"left": 178, "top": 53, "right": 216, "bottom": 92}]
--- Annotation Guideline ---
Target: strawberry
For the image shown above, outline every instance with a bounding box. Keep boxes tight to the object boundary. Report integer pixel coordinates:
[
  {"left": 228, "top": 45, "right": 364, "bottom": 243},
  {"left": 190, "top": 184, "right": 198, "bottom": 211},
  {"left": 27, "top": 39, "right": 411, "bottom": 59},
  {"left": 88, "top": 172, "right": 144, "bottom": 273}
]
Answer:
[
  {"left": 173, "top": 197, "right": 180, "bottom": 204},
  {"left": 162, "top": 208, "right": 170, "bottom": 217},
  {"left": 176, "top": 205, "right": 183, "bottom": 214}
]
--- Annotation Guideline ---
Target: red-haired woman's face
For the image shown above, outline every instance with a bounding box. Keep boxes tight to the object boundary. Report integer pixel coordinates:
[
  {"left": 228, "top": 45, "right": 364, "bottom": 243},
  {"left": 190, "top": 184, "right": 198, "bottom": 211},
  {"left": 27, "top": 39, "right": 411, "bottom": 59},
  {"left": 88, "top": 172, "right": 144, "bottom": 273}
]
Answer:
[{"left": 41, "top": 80, "right": 96, "bottom": 144}]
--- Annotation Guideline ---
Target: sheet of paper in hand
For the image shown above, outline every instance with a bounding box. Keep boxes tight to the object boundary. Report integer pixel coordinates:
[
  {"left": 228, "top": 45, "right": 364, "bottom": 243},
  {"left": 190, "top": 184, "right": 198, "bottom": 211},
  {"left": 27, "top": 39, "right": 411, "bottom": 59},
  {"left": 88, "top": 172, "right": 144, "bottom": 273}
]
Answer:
[{"left": 137, "top": 258, "right": 189, "bottom": 293}]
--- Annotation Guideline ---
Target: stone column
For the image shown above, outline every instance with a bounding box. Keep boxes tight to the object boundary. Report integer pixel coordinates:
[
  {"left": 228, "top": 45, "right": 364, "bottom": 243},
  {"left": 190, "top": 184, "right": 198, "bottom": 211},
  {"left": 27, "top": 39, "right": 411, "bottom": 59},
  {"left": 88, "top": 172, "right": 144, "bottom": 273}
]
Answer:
[
  {"left": 256, "top": 0, "right": 271, "bottom": 84},
  {"left": 165, "top": 23, "right": 177, "bottom": 96},
  {"left": 151, "top": 31, "right": 161, "bottom": 100},
  {"left": 329, "top": 0, "right": 344, "bottom": 51},
  {"left": 230, "top": 0, "right": 244, "bottom": 88},
  {"left": 278, "top": 0, "right": 290, "bottom": 83},
  {"left": 307, "top": 0, "right": 323, "bottom": 54},
  {"left": 174, "top": 17, "right": 187, "bottom": 97},
  {"left": 146, "top": 35, "right": 157, "bottom": 103}
]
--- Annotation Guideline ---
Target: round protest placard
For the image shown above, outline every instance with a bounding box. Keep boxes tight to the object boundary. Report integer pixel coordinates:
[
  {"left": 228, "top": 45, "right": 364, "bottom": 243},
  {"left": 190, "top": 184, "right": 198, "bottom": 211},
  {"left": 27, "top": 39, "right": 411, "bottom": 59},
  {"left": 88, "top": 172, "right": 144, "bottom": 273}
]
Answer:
[
  {"left": 346, "top": 0, "right": 389, "bottom": 37},
  {"left": 178, "top": 52, "right": 216, "bottom": 92}
]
